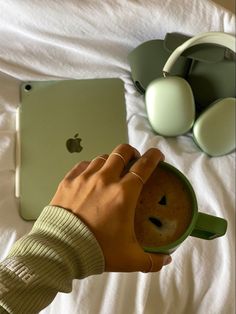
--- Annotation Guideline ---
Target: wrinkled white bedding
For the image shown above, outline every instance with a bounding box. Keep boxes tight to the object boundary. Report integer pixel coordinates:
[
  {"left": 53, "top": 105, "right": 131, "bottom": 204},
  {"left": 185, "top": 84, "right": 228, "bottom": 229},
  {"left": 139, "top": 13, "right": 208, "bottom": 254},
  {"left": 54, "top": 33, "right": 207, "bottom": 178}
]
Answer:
[{"left": 0, "top": 1, "right": 235, "bottom": 313}]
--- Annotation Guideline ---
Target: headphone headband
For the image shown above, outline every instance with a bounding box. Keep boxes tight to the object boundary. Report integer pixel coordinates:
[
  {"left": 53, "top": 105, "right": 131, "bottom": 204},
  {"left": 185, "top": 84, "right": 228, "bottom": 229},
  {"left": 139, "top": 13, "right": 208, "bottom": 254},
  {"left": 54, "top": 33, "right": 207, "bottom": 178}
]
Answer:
[{"left": 163, "top": 32, "right": 236, "bottom": 76}]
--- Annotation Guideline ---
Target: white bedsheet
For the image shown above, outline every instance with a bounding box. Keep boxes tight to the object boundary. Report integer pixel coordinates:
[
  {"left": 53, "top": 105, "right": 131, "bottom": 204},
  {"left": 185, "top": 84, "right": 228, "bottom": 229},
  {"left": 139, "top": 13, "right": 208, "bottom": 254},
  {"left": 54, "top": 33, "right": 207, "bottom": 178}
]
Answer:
[{"left": 0, "top": 1, "right": 235, "bottom": 313}]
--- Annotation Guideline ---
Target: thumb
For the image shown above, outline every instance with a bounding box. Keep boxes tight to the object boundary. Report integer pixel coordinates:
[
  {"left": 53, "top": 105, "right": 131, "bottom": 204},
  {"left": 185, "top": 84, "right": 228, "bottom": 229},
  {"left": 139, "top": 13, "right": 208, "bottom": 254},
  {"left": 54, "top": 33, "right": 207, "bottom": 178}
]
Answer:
[{"left": 142, "top": 253, "right": 172, "bottom": 273}]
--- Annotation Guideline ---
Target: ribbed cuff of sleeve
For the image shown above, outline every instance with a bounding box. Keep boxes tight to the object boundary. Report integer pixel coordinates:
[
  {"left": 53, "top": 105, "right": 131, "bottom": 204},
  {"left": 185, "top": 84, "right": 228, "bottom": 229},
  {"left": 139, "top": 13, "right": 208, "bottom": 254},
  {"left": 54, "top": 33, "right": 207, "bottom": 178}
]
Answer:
[
  {"left": 0, "top": 206, "right": 105, "bottom": 314},
  {"left": 30, "top": 205, "right": 105, "bottom": 278}
]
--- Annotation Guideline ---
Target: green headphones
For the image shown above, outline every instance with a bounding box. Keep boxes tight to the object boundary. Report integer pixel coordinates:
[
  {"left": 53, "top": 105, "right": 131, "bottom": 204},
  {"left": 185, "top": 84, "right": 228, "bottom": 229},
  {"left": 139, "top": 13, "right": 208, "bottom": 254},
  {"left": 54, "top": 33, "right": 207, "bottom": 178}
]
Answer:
[{"left": 144, "top": 32, "right": 236, "bottom": 157}]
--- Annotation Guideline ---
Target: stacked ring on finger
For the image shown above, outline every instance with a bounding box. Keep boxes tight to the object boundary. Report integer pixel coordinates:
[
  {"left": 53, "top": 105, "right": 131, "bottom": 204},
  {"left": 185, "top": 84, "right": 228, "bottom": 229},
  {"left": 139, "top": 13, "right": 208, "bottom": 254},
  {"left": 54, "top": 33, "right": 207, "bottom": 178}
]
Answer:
[
  {"left": 128, "top": 171, "right": 145, "bottom": 185},
  {"left": 92, "top": 156, "right": 108, "bottom": 162},
  {"left": 110, "top": 152, "right": 126, "bottom": 166},
  {"left": 124, "top": 147, "right": 164, "bottom": 186},
  {"left": 101, "top": 144, "right": 141, "bottom": 176}
]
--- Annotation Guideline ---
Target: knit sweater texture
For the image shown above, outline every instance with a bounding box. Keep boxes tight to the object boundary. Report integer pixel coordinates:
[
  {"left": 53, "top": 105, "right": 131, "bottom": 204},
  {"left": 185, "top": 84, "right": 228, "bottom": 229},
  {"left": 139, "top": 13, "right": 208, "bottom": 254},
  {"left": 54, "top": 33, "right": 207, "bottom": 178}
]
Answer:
[{"left": 0, "top": 206, "right": 105, "bottom": 314}]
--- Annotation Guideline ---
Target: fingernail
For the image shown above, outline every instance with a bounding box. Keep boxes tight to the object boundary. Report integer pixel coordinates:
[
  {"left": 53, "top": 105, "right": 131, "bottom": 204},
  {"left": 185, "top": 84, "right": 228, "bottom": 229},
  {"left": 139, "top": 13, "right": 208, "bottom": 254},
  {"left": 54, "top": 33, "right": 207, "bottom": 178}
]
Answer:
[
  {"left": 161, "top": 152, "right": 165, "bottom": 161},
  {"left": 163, "top": 255, "right": 172, "bottom": 266}
]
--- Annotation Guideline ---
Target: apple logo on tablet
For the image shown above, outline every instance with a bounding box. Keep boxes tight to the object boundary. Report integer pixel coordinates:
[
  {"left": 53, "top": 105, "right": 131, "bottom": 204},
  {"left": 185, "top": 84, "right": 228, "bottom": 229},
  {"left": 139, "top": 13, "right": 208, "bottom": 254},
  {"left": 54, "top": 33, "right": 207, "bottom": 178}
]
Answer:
[{"left": 66, "top": 133, "right": 83, "bottom": 153}]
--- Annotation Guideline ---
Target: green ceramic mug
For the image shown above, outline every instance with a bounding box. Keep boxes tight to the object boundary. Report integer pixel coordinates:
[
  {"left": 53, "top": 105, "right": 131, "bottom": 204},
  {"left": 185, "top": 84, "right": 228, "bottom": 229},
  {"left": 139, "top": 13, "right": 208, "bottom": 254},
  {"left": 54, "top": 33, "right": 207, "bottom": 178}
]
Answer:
[{"left": 137, "top": 161, "right": 227, "bottom": 254}]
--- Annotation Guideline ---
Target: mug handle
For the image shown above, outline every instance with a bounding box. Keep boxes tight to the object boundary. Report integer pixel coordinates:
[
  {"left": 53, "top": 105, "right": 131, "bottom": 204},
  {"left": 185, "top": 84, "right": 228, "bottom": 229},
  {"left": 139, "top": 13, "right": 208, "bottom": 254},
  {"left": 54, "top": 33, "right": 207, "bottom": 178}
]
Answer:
[{"left": 190, "top": 212, "right": 227, "bottom": 240}]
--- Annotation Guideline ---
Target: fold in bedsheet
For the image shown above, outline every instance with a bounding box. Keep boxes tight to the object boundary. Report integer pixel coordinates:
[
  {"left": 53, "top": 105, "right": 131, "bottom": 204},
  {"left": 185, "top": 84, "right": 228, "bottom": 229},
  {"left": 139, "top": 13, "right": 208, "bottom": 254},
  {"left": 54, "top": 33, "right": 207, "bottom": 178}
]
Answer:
[{"left": 0, "top": 1, "right": 235, "bottom": 314}]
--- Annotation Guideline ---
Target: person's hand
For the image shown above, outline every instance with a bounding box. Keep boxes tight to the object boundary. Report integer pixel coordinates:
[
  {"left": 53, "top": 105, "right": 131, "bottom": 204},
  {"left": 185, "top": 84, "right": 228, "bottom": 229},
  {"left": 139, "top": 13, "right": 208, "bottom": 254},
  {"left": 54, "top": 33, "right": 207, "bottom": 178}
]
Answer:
[{"left": 50, "top": 144, "right": 172, "bottom": 273}]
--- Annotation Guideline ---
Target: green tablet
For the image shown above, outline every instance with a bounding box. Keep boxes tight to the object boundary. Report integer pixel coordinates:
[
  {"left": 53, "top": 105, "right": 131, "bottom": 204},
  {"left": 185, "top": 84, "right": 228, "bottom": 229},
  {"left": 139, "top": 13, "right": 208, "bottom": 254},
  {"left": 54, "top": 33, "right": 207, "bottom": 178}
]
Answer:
[{"left": 16, "top": 79, "right": 128, "bottom": 220}]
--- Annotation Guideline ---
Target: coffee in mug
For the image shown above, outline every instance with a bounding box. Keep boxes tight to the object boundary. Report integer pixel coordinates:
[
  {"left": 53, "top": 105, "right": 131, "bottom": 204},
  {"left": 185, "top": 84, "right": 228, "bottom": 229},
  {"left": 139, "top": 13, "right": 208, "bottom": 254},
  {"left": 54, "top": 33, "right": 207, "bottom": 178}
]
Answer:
[{"left": 134, "top": 161, "right": 227, "bottom": 254}]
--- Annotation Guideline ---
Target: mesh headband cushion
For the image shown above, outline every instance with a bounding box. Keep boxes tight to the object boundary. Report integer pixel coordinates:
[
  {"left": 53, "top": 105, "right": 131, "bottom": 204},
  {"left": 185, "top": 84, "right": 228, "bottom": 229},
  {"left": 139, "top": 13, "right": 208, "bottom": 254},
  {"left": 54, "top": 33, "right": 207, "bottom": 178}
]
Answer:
[{"left": 163, "top": 32, "right": 236, "bottom": 74}]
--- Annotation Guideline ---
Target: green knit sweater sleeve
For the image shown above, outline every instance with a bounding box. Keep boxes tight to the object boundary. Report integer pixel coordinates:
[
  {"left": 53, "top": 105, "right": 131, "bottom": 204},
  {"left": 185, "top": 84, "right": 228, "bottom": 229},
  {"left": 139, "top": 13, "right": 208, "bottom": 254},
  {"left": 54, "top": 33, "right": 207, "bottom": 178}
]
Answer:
[{"left": 0, "top": 206, "right": 105, "bottom": 314}]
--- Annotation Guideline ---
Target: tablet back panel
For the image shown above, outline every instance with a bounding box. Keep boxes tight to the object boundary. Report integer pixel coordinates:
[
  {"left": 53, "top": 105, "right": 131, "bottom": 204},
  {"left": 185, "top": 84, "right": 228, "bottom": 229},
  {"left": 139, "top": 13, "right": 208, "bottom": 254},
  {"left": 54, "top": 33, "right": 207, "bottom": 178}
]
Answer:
[{"left": 17, "top": 79, "right": 128, "bottom": 220}]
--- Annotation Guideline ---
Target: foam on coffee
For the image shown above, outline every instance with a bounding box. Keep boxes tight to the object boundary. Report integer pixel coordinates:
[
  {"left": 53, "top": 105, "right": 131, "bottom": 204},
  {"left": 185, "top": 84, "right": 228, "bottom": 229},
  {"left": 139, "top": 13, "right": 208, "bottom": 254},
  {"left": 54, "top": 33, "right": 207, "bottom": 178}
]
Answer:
[{"left": 134, "top": 163, "right": 193, "bottom": 248}]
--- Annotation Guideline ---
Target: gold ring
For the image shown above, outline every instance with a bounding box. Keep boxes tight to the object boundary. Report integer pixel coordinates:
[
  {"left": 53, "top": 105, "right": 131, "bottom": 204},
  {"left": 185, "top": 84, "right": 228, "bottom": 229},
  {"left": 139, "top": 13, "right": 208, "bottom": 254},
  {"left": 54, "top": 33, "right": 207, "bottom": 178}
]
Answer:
[
  {"left": 111, "top": 152, "right": 126, "bottom": 166},
  {"left": 92, "top": 156, "right": 107, "bottom": 162},
  {"left": 129, "top": 171, "right": 144, "bottom": 185},
  {"left": 143, "top": 254, "right": 154, "bottom": 273}
]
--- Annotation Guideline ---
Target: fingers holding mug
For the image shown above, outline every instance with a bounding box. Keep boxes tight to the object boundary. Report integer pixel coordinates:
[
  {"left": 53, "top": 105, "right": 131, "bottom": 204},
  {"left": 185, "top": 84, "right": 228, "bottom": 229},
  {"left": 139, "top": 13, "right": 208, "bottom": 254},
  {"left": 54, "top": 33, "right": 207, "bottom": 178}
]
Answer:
[
  {"left": 122, "top": 148, "right": 165, "bottom": 188},
  {"left": 101, "top": 144, "right": 141, "bottom": 178}
]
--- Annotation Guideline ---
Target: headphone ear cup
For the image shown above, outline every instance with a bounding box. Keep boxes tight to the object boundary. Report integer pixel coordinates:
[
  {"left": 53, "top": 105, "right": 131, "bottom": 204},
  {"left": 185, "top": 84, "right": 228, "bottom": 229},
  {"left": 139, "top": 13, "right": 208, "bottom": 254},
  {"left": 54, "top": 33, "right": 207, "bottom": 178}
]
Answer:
[
  {"left": 145, "top": 76, "right": 195, "bottom": 136},
  {"left": 193, "top": 98, "right": 236, "bottom": 156}
]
